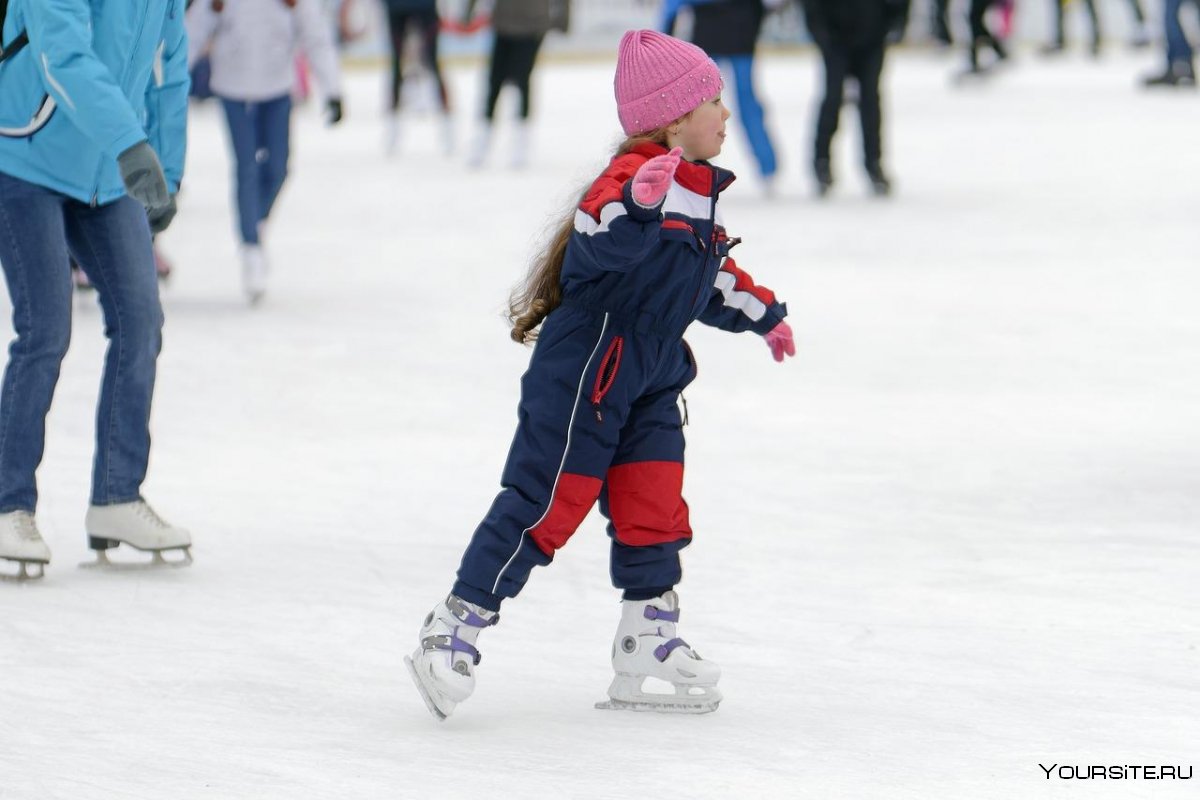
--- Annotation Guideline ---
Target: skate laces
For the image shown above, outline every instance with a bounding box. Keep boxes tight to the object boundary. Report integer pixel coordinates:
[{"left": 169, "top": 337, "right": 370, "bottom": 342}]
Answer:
[
  {"left": 134, "top": 501, "right": 170, "bottom": 528},
  {"left": 13, "top": 512, "right": 41, "bottom": 542}
]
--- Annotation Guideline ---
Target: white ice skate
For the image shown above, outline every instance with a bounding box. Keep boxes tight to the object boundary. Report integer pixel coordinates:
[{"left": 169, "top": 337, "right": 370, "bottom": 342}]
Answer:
[
  {"left": 80, "top": 500, "right": 192, "bottom": 569},
  {"left": 405, "top": 594, "right": 498, "bottom": 720},
  {"left": 0, "top": 511, "right": 51, "bottom": 581},
  {"left": 510, "top": 121, "right": 530, "bottom": 169},
  {"left": 383, "top": 113, "right": 400, "bottom": 156},
  {"left": 438, "top": 113, "right": 455, "bottom": 156},
  {"left": 595, "top": 591, "right": 722, "bottom": 714},
  {"left": 466, "top": 123, "right": 491, "bottom": 168},
  {"left": 240, "top": 243, "right": 268, "bottom": 305}
]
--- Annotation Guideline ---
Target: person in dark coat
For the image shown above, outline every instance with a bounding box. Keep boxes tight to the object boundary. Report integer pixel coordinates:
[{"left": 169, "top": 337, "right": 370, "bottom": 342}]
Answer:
[
  {"left": 1041, "top": 0, "right": 1148, "bottom": 55},
  {"left": 381, "top": 0, "right": 451, "bottom": 154},
  {"left": 932, "top": 0, "right": 952, "bottom": 45},
  {"left": 464, "top": 0, "right": 570, "bottom": 168},
  {"left": 662, "top": 0, "right": 781, "bottom": 194},
  {"left": 1043, "top": 0, "right": 1101, "bottom": 54},
  {"left": 801, "top": 0, "right": 908, "bottom": 197},
  {"left": 965, "top": 0, "right": 1007, "bottom": 74}
]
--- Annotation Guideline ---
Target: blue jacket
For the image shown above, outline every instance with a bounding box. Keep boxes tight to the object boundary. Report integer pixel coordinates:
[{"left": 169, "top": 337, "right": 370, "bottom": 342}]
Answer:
[
  {"left": 565, "top": 141, "right": 787, "bottom": 340},
  {"left": 0, "top": 0, "right": 189, "bottom": 204}
]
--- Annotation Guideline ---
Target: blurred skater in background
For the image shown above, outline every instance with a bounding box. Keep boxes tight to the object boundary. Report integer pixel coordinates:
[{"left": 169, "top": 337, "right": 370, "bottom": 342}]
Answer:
[
  {"left": 187, "top": 0, "right": 345, "bottom": 304},
  {"left": 932, "top": 0, "right": 953, "bottom": 44},
  {"left": 662, "top": 0, "right": 783, "bottom": 196},
  {"left": 381, "top": 0, "right": 453, "bottom": 154},
  {"left": 464, "top": 0, "right": 570, "bottom": 168},
  {"left": 1042, "top": 0, "right": 1149, "bottom": 55},
  {"left": 964, "top": 0, "right": 1008, "bottom": 75},
  {"left": 801, "top": 0, "right": 909, "bottom": 196},
  {"left": 1142, "top": 0, "right": 1198, "bottom": 86}
]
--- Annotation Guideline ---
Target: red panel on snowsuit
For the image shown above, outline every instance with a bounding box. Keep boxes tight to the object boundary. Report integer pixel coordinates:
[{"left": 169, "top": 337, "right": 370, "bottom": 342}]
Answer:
[
  {"left": 605, "top": 461, "right": 692, "bottom": 547},
  {"left": 528, "top": 472, "right": 604, "bottom": 555}
]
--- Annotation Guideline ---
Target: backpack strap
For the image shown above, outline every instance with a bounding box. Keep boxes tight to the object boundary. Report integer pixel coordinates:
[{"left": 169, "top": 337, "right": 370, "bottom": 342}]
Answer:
[{"left": 0, "top": 0, "right": 30, "bottom": 66}]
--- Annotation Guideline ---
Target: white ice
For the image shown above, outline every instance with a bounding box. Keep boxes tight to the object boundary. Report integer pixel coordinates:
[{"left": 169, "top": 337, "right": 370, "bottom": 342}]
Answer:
[{"left": 1, "top": 45, "right": 1197, "bottom": 800}]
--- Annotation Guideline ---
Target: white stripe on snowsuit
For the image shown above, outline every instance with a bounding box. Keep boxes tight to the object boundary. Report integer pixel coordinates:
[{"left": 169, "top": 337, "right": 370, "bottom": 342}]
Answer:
[{"left": 712, "top": 268, "right": 767, "bottom": 322}]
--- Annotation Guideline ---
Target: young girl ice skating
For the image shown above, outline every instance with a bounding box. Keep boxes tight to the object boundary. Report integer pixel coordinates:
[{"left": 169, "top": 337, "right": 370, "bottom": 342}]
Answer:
[{"left": 406, "top": 29, "right": 796, "bottom": 718}]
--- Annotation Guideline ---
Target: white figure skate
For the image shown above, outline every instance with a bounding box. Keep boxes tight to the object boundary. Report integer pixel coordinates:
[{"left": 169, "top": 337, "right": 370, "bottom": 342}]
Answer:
[
  {"left": 80, "top": 500, "right": 192, "bottom": 569},
  {"left": 510, "top": 121, "right": 530, "bottom": 169},
  {"left": 466, "top": 123, "right": 492, "bottom": 168},
  {"left": 240, "top": 243, "right": 268, "bottom": 305},
  {"left": 405, "top": 594, "right": 498, "bottom": 720},
  {"left": 0, "top": 511, "right": 51, "bottom": 581},
  {"left": 595, "top": 591, "right": 722, "bottom": 714}
]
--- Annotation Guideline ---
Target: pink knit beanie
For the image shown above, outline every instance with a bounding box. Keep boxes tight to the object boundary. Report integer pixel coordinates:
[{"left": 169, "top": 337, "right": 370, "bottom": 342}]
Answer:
[{"left": 614, "top": 30, "right": 723, "bottom": 136}]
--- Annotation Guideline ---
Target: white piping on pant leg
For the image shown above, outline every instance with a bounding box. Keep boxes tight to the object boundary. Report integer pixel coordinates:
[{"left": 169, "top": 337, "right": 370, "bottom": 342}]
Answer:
[{"left": 492, "top": 313, "right": 611, "bottom": 596}]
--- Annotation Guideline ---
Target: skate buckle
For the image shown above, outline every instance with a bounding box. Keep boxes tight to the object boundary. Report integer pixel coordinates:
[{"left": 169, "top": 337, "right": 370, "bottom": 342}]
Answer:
[
  {"left": 653, "top": 637, "right": 688, "bottom": 662},
  {"left": 643, "top": 606, "right": 679, "bottom": 623},
  {"left": 446, "top": 595, "right": 499, "bottom": 628},
  {"left": 421, "top": 634, "right": 482, "bottom": 665}
]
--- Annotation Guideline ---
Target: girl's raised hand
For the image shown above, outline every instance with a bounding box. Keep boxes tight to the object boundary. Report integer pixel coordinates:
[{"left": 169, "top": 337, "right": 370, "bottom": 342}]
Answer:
[{"left": 631, "top": 146, "right": 684, "bottom": 208}]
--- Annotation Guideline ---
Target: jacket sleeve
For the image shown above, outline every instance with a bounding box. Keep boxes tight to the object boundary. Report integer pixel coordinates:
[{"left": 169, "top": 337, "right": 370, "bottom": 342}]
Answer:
[
  {"left": 23, "top": 0, "right": 148, "bottom": 160},
  {"left": 185, "top": 0, "right": 219, "bottom": 68},
  {"left": 144, "top": 0, "right": 190, "bottom": 193},
  {"left": 570, "top": 155, "right": 666, "bottom": 274},
  {"left": 295, "top": 0, "right": 343, "bottom": 99},
  {"left": 696, "top": 256, "right": 788, "bottom": 334}
]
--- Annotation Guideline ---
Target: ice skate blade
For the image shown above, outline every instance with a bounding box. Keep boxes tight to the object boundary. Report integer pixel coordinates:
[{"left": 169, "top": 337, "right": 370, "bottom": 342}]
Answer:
[
  {"left": 79, "top": 546, "right": 192, "bottom": 571},
  {"left": 594, "top": 697, "right": 720, "bottom": 714},
  {"left": 0, "top": 559, "right": 48, "bottom": 582},
  {"left": 404, "top": 655, "right": 451, "bottom": 721}
]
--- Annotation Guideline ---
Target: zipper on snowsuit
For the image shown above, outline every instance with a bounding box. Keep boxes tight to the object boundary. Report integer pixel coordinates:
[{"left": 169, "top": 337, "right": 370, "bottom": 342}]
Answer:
[{"left": 590, "top": 335, "right": 624, "bottom": 423}]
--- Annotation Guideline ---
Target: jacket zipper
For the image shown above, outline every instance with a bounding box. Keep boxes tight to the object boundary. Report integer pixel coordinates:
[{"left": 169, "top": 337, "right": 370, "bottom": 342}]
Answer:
[
  {"left": 590, "top": 336, "right": 624, "bottom": 422},
  {"left": 681, "top": 165, "right": 720, "bottom": 333}
]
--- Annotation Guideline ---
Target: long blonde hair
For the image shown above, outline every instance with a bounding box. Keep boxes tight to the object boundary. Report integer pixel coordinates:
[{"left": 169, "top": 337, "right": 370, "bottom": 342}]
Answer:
[{"left": 508, "top": 126, "right": 673, "bottom": 344}]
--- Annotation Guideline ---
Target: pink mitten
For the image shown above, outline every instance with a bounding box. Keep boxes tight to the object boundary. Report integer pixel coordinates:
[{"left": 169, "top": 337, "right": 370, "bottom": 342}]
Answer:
[
  {"left": 631, "top": 146, "right": 683, "bottom": 208},
  {"left": 763, "top": 321, "right": 795, "bottom": 363}
]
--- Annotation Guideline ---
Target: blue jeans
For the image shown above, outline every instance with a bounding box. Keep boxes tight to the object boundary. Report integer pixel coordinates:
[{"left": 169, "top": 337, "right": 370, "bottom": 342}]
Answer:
[
  {"left": 720, "top": 55, "right": 778, "bottom": 179},
  {"left": 0, "top": 172, "right": 163, "bottom": 512},
  {"left": 221, "top": 95, "right": 292, "bottom": 245},
  {"left": 1165, "top": 0, "right": 1194, "bottom": 64}
]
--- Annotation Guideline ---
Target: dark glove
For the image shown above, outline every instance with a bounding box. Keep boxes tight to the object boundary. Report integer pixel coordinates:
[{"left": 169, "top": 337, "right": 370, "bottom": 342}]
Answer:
[
  {"left": 117, "top": 141, "right": 171, "bottom": 218},
  {"left": 148, "top": 193, "right": 177, "bottom": 234},
  {"left": 326, "top": 97, "right": 343, "bottom": 126}
]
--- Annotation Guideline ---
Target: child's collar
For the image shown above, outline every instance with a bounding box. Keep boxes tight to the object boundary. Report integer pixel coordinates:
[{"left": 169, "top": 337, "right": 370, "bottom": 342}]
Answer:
[{"left": 628, "top": 142, "right": 737, "bottom": 197}]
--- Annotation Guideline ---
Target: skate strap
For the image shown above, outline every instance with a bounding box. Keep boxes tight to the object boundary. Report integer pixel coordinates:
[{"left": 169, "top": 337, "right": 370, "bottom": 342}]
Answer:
[
  {"left": 653, "top": 637, "right": 689, "bottom": 662},
  {"left": 421, "top": 634, "right": 483, "bottom": 666},
  {"left": 643, "top": 606, "right": 679, "bottom": 623},
  {"left": 447, "top": 595, "right": 499, "bottom": 628}
]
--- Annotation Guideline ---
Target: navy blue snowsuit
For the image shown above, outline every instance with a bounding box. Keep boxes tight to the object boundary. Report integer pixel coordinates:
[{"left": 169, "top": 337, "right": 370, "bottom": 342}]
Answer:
[{"left": 453, "top": 142, "right": 788, "bottom": 612}]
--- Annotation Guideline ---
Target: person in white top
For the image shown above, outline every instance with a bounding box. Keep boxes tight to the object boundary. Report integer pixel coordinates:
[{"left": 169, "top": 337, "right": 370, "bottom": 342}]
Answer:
[{"left": 187, "top": 0, "right": 345, "bottom": 304}]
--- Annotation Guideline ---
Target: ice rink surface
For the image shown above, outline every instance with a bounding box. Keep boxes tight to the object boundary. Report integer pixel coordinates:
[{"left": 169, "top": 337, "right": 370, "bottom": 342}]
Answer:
[{"left": 1, "top": 44, "right": 1197, "bottom": 799}]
